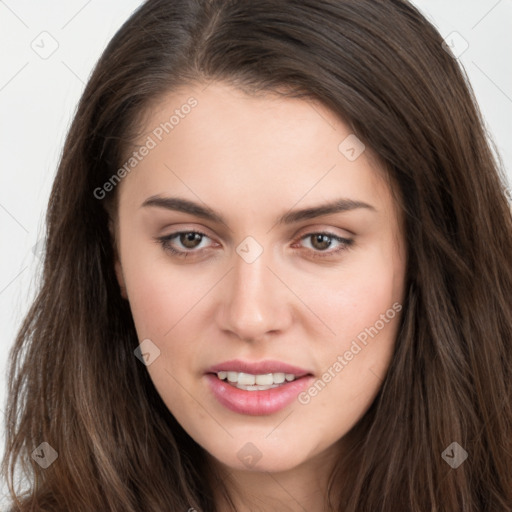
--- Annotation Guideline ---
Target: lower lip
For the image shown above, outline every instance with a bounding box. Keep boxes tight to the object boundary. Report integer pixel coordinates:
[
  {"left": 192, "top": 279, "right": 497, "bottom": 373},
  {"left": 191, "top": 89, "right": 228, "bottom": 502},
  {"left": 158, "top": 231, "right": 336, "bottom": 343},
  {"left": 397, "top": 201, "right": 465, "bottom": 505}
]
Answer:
[{"left": 205, "top": 373, "right": 314, "bottom": 415}]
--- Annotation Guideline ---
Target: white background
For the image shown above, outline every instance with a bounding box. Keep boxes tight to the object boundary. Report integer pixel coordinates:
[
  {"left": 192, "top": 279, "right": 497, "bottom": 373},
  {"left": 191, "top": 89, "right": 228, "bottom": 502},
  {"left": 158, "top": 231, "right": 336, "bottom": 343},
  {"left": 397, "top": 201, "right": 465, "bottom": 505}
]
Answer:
[{"left": 1, "top": 0, "right": 511, "bottom": 504}]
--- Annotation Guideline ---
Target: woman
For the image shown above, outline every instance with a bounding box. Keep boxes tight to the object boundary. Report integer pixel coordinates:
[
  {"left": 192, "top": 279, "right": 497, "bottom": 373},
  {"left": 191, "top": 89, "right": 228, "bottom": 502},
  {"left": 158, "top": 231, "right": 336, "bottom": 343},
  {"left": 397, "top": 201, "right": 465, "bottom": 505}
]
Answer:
[{"left": 2, "top": 0, "right": 511, "bottom": 510}]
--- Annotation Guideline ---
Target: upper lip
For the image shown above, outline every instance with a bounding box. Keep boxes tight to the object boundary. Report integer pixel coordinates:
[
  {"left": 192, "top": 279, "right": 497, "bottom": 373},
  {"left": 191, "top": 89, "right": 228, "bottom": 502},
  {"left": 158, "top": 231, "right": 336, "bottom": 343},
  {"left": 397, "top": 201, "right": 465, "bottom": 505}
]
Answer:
[{"left": 206, "top": 359, "right": 313, "bottom": 377}]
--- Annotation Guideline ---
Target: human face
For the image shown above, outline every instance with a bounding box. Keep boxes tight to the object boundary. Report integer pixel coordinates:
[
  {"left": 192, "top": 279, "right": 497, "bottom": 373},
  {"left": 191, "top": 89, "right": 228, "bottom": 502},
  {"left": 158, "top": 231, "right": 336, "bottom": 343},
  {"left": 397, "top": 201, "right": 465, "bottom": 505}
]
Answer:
[{"left": 113, "top": 82, "right": 406, "bottom": 474}]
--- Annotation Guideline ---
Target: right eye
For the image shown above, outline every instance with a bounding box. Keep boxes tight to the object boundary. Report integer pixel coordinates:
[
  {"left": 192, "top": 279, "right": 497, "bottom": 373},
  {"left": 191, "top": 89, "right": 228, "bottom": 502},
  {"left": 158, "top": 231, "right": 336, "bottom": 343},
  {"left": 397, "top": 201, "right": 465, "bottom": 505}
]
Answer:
[{"left": 156, "top": 230, "right": 215, "bottom": 258}]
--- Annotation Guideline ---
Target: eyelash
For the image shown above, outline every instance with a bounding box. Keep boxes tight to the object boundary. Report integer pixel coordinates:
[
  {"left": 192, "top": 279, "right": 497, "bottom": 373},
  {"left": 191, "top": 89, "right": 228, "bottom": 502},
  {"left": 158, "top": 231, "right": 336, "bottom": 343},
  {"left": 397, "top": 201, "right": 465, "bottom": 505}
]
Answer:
[{"left": 155, "top": 230, "right": 354, "bottom": 260}]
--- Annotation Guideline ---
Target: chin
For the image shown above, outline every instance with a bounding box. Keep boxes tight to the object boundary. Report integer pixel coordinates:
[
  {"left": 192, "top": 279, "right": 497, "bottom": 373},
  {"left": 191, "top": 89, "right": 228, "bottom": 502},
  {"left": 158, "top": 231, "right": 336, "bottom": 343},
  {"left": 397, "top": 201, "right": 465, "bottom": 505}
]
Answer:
[{"left": 204, "top": 440, "right": 313, "bottom": 474}]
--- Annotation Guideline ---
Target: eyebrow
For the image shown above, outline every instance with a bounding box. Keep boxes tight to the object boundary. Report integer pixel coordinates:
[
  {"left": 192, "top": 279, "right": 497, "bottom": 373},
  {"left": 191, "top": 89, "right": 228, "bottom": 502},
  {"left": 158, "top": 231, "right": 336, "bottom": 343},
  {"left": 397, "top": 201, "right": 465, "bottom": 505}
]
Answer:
[{"left": 140, "top": 195, "right": 376, "bottom": 226}]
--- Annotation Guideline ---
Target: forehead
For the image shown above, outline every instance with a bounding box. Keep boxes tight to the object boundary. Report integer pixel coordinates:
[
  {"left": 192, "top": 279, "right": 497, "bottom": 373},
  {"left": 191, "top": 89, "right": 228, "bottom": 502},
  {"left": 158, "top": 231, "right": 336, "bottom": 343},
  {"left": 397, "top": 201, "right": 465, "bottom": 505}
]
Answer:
[{"left": 118, "top": 82, "right": 397, "bottom": 221}]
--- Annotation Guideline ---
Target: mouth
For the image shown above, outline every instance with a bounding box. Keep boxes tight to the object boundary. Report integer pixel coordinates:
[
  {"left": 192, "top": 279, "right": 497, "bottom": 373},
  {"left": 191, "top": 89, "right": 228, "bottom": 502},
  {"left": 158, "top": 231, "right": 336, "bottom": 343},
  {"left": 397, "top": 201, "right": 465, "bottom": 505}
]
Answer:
[{"left": 204, "top": 359, "right": 314, "bottom": 415}]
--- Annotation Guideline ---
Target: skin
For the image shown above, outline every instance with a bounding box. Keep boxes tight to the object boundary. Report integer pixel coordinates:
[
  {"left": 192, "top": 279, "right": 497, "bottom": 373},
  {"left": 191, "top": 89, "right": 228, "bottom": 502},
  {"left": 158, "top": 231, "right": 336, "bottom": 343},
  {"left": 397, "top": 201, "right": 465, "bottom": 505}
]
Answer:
[{"left": 112, "top": 82, "right": 407, "bottom": 511}]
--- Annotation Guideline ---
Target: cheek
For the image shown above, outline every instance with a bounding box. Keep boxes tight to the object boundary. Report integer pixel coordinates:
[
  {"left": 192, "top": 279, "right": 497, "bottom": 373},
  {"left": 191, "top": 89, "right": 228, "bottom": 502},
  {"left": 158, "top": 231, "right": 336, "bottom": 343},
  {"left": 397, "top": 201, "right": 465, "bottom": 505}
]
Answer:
[
  {"left": 306, "top": 248, "right": 403, "bottom": 347},
  {"left": 301, "top": 246, "right": 403, "bottom": 412},
  {"left": 123, "top": 268, "right": 174, "bottom": 339},
  {"left": 122, "top": 259, "right": 206, "bottom": 410},
  {"left": 121, "top": 246, "right": 210, "bottom": 339}
]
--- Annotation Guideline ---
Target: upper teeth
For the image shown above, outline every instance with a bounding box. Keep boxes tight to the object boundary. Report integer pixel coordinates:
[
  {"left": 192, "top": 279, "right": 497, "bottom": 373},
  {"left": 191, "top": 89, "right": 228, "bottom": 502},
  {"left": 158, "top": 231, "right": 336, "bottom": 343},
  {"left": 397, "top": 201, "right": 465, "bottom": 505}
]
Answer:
[{"left": 217, "top": 371, "right": 297, "bottom": 385}]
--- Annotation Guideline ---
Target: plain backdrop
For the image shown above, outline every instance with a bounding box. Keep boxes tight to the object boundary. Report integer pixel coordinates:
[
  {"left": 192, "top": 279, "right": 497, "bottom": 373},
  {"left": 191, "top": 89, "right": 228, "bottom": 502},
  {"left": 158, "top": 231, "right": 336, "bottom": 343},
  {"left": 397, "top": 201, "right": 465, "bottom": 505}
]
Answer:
[{"left": 1, "top": 0, "right": 511, "bottom": 504}]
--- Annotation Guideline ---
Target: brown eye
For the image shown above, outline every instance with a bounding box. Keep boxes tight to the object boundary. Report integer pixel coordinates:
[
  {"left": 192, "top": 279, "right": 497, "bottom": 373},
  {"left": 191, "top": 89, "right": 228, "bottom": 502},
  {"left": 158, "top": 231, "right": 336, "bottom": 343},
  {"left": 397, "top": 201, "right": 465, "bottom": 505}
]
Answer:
[
  {"left": 294, "top": 232, "right": 354, "bottom": 259},
  {"left": 179, "top": 232, "right": 204, "bottom": 249},
  {"left": 156, "top": 230, "right": 213, "bottom": 257},
  {"left": 309, "top": 234, "right": 334, "bottom": 251}
]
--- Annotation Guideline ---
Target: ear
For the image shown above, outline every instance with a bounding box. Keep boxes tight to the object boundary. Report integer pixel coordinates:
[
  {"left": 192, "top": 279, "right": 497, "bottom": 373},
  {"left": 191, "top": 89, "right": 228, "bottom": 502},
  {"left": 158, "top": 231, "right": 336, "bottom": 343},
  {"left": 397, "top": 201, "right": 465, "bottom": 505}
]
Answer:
[{"left": 109, "top": 217, "right": 128, "bottom": 300}]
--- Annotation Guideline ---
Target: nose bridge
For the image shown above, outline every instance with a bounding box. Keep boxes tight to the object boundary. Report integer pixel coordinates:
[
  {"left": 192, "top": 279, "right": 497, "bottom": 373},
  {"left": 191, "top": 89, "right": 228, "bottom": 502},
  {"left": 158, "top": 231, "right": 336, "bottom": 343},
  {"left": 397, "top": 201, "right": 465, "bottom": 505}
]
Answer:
[{"left": 220, "top": 237, "right": 288, "bottom": 339}]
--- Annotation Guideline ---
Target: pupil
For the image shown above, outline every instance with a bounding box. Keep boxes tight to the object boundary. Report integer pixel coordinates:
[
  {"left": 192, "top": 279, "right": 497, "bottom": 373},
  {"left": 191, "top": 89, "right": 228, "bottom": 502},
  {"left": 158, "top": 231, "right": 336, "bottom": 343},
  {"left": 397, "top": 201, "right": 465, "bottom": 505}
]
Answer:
[
  {"left": 181, "top": 232, "right": 201, "bottom": 249},
  {"left": 313, "top": 234, "right": 331, "bottom": 250}
]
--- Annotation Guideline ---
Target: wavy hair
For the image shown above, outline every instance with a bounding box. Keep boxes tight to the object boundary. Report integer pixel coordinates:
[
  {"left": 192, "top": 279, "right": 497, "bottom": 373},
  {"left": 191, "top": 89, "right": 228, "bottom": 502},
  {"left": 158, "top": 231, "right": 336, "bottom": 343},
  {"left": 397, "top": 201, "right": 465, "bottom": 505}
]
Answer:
[{"left": 2, "top": 0, "right": 512, "bottom": 510}]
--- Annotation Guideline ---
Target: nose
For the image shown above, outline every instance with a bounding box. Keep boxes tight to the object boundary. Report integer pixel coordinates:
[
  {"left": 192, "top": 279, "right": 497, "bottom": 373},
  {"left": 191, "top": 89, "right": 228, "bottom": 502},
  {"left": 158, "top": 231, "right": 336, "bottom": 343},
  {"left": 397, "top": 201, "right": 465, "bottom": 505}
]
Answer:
[{"left": 216, "top": 244, "right": 292, "bottom": 342}]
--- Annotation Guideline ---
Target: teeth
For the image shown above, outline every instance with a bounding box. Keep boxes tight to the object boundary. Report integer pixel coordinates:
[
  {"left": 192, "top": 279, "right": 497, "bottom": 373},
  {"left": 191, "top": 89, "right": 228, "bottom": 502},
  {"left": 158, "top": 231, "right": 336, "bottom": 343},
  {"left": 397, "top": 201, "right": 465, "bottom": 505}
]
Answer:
[
  {"left": 216, "top": 371, "right": 298, "bottom": 387},
  {"left": 274, "top": 372, "right": 289, "bottom": 383},
  {"left": 255, "top": 373, "right": 273, "bottom": 385},
  {"left": 238, "top": 373, "right": 256, "bottom": 386},
  {"left": 227, "top": 371, "right": 238, "bottom": 383}
]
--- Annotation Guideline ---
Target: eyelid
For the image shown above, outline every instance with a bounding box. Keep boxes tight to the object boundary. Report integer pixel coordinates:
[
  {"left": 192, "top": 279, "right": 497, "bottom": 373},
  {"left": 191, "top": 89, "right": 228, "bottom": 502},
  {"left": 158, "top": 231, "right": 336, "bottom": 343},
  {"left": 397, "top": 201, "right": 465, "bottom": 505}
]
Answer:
[
  {"left": 293, "top": 224, "right": 355, "bottom": 239},
  {"left": 158, "top": 223, "right": 353, "bottom": 242}
]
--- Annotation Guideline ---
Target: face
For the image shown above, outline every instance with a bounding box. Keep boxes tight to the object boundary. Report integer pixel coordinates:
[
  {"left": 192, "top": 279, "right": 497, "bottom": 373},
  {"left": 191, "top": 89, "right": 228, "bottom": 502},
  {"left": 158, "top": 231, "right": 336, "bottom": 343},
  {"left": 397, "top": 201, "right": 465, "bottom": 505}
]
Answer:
[{"left": 112, "top": 82, "right": 406, "bottom": 475}]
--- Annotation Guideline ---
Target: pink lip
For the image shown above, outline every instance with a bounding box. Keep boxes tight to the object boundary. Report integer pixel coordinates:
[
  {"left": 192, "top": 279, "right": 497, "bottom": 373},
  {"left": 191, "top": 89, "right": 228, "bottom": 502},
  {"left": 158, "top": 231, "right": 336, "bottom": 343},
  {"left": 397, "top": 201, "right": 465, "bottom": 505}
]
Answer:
[
  {"left": 205, "top": 374, "right": 314, "bottom": 415},
  {"left": 206, "top": 359, "right": 312, "bottom": 377},
  {"left": 205, "top": 359, "right": 314, "bottom": 416}
]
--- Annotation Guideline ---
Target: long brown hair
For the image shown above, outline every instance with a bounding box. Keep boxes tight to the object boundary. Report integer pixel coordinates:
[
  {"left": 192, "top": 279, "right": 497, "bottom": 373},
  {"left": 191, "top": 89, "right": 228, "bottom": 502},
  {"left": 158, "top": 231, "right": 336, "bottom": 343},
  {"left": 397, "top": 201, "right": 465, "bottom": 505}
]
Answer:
[{"left": 3, "top": 0, "right": 512, "bottom": 510}]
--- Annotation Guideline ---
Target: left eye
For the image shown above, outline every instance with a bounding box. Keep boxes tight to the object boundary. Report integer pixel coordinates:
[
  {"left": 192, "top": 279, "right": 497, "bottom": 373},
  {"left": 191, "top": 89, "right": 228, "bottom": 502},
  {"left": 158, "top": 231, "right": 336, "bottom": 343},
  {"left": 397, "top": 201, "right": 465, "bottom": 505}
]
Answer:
[
  {"left": 156, "top": 231, "right": 353, "bottom": 259},
  {"left": 297, "top": 232, "right": 350, "bottom": 252}
]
